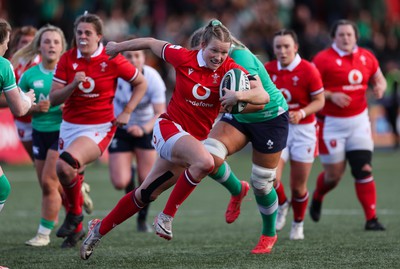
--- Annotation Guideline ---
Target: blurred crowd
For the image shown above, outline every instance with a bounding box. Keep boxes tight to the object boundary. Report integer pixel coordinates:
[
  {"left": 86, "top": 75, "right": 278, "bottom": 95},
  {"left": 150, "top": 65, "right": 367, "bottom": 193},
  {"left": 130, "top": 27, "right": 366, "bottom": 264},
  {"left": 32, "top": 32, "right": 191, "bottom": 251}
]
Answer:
[
  {"left": 1, "top": 0, "right": 399, "bottom": 63},
  {"left": 1, "top": 0, "right": 399, "bottom": 91}
]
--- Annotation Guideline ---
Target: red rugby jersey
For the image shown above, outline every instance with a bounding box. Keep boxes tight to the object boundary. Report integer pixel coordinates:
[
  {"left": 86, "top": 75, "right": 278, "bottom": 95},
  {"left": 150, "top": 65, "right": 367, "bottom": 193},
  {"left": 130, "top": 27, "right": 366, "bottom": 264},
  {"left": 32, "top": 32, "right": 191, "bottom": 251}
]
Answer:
[
  {"left": 265, "top": 54, "right": 323, "bottom": 124},
  {"left": 53, "top": 44, "right": 138, "bottom": 124},
  {"left": 162, "top": 44, "right": 246, "bottom": 140},
  {"left": 312, "top": 45, "right": 379, "bottom": 117}
]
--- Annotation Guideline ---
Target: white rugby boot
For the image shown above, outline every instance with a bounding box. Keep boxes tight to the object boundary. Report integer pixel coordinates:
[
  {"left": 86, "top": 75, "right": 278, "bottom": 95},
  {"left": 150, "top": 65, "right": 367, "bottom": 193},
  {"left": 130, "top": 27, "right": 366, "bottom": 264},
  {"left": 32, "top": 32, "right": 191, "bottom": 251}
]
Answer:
[
  {"left": 289, "top": 221, "right": 304, "bottom": 240},
  {"left": 25, "top": 233, "right": 50, "bottom": 247},
  {"left": 154, "top": 212, "right": 173, "bottom": 240},
  {"left": 80, "top": 219, "right": 102, "bottom": 260}
]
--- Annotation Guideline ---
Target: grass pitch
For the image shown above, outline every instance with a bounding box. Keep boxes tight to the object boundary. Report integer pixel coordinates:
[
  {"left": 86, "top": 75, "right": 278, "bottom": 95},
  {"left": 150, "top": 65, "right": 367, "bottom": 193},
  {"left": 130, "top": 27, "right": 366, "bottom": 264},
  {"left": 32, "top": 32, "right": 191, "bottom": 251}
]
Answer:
[{"left": 0, "top": 149, "right": 399, "bottom": 269}]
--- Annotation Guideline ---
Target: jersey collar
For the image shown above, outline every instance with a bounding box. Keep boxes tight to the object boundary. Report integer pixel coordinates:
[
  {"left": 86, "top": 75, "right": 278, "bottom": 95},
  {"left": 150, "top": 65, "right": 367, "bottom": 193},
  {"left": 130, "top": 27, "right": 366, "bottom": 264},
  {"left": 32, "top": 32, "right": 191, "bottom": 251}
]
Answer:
[
  {"left": 77, "top": 43, "right": 104, "bottom": 59},
  {"left": 278, "top": 53, "right": 301, "bottom": 71},
  {"left": 197, "top": 49, "right": 207, "bottom": 67},
  {"left": 332, "top": 42, "right": 359, "bottom": 57},
  {"left": 38, "top": 63, "right": 55, "bottom": 74}
]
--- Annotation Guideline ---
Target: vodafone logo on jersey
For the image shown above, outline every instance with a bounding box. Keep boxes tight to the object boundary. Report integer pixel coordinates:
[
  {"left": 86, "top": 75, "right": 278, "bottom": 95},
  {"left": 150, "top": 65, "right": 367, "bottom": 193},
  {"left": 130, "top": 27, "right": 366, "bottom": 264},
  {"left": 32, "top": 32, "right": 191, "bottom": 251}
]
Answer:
[
  {"left": 280, "top": 88, "right": 299, "bottom": 109},
  {"left": 348, "top": 69, "right": 363, "bottom": 84},
  {"left": 78, "top": 77, "right": 95, "bottom": 93},
  {"left": 192, "top": 84, "right": 211, "bottom": 100}
]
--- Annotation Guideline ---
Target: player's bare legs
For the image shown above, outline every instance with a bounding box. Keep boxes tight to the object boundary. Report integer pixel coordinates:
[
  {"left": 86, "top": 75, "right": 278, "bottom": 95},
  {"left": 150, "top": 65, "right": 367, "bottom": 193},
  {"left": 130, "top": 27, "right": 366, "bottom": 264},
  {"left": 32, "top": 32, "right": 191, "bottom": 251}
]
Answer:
[
  {"left": 26, "top": 149, "right": 62, "bottom": 246},
  {"left": 154, "top": 135, "right": 215, "bottom": 239},
  {"left": 56, "top": 137, "right": 101, "bottom": 245},
  {"left": 288, "top": 160, "right": 313, "bottom": 240}
]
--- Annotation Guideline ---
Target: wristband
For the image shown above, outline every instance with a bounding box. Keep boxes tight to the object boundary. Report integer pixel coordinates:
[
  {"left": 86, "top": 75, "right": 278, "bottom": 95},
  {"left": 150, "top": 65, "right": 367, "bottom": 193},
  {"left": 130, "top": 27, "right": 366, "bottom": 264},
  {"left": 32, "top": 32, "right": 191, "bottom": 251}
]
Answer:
[{"left": 299, "top": 109, "right": 306, "bottom": 119}]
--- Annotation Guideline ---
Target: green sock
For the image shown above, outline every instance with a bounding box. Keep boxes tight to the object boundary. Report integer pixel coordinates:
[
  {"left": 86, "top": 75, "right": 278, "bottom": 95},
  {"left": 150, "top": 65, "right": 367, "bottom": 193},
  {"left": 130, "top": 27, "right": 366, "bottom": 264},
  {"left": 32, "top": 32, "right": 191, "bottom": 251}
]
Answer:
[
  {"left": 255, "top": 188, "right": 278, "bottom": 236},
  {"left": 0, "top": 174, "right": 11, "bottom": 204},
  {"left": 40, "top": 218, "right": 55, "bottom": 230},
  {"left": 210, "top": 162, "right": 241, "bottom": 195}
]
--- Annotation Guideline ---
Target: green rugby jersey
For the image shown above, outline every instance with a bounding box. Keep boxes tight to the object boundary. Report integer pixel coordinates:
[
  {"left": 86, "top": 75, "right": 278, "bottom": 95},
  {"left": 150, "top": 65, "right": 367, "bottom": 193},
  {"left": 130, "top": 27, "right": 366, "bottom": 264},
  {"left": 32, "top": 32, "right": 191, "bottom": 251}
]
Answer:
[
  {"left": 0, "top": 57, "right": 17, "bottom": 95},
  {"left": 19, "top": 64, "right": 62, "bottom": 132},
  {"left": 229, "top": 47, "right": 288, "bottom": 123}
]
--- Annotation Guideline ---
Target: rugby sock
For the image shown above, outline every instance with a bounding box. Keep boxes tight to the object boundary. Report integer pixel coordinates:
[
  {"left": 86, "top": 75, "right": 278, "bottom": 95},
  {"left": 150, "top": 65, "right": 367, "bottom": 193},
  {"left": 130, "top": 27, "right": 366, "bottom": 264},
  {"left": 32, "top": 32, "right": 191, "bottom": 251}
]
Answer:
[
  {"left": 313, "top": 172, "right": 337, "bottom": 202},
  {"left": 38, "top": 218, "right": 55, "bottom": 235},
  {"left": 209, "top": 162, "right": 241, "bottom": 195},
  {"left": 99, "top": 190, "right": 144, "bottom": 235},
  {"left": 275, "top": 181, "right": 288, "bottom": 205},
  {"left": 355, "top": 178, "right": 377, "bottom": 220},
  {"left": 255, "top": 188, "right": 278, "bottom": 236},
  {"left": 78, "top": 172, "right": 85, "bottom": 208},
  {"left": 0, "top": 174, "right": 11, "bottom": 213},
  {"left": 292, "top": 191, "right": 309, "bottom": 222},
  {"left": 61, "top": 174, "right": 82, "bottom": 215},
  {"left": 163, "top": 170, "right": 198, "bottom": 217}
]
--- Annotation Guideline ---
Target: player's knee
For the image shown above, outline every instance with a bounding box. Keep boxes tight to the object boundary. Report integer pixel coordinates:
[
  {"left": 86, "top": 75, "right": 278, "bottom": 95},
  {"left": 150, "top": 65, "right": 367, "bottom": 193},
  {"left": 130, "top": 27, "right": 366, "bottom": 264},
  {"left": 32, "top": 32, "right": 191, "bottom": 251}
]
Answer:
[
  {"left": 41, "top": 180, "right": 52, "bottom": 195},
  {"left": 113, "top": 182, "right": 126, "bottom": 191},
  {"left": 111, "top": 175, "right": 130, "bottom": 190},
  {"left": 204, "top": 138, "right": 228, "bottom": 161},
  {"left": 59, "top": 151, "right": 81, "bottom": 170},
  {"left": 0, "top": 174, "right": 11, "bottom": 201},
  {"left": 192, "top": 153, "right": 215, "bottom": 179},
  {"left": 346, "top": 150, "right": 372, "bottom": 179},
  {"left": 250, "top": 164, "right": 276, "bottom": 196},
  {"left": 201, "top": 154, "right": 215, "bottom": 176},
  {"left": 57, "top": 152, "right": 80, "bottom": 181}
]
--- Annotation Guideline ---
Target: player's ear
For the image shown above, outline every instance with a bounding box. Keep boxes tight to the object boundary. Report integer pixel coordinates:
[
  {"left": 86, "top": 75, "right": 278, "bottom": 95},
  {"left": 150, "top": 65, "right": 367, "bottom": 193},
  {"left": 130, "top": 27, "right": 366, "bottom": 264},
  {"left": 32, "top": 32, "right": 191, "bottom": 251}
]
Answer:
[
  {"left": 97, "top": 34, "right": 103, "bottom": 44},
  {"left": 294, "top": 43, "right": 299, "bottom": 53}
]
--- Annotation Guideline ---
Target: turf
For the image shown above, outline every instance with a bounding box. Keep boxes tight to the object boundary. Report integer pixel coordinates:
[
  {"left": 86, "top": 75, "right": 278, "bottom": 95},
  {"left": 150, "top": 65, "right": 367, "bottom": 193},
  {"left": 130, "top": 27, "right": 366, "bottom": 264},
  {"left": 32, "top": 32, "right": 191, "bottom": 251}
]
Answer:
[{"left": 0, "top": 149, "right": 399, "bottom": 269}]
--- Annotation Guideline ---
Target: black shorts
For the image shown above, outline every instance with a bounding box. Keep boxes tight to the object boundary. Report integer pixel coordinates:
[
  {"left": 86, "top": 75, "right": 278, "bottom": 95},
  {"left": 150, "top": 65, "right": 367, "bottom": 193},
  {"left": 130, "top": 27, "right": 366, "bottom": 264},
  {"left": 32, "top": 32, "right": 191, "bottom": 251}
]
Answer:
[
  {"left": 32, "top": 129, "right": 59, "bottom": 160},
  {"left": 108, "top": 127, "right": 154, "bottom": 153},
  {"left": 219, "top": 111, "right": 289, "bottom": 154}
]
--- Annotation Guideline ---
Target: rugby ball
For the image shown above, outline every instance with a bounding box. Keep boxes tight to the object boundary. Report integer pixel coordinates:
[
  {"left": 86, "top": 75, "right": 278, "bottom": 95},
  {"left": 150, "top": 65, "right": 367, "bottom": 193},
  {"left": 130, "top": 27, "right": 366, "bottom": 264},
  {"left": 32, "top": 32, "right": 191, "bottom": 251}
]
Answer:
[{"left": 219, "top": 68, "right": 250, "bottom": 114}]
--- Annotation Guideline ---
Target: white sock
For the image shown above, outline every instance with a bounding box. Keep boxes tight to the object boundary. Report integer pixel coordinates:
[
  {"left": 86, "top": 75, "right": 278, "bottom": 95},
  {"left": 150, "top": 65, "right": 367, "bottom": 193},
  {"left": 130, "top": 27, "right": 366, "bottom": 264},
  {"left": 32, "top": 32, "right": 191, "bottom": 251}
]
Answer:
[{"left": 38, "top": 225, "right": 52, "bottom": 236}]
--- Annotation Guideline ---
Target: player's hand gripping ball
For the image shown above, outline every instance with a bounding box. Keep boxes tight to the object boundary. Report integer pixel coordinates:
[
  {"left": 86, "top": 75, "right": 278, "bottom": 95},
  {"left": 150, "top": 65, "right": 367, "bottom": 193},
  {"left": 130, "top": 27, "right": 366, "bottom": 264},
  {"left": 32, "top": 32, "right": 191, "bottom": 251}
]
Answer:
[{"left": 219, "top": 68, "right": 250, "bottom": 113}]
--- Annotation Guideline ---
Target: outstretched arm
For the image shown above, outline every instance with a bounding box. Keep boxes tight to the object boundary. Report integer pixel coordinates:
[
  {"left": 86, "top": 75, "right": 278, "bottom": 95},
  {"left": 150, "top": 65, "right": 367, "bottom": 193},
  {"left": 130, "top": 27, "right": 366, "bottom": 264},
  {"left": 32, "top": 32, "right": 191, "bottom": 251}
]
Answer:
[{"left": 106, "top": 38, "right": 168, "bottom": 59}]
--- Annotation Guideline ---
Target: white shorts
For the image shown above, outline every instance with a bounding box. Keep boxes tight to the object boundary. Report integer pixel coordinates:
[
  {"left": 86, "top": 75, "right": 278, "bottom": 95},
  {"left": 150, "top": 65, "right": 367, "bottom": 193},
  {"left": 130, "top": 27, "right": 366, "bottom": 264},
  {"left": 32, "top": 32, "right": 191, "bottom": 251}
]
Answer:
[
  {"left": 152, "top": 118, "right": 190, "bottom": 161},
  {"left": 280, "top": 122, "right": 318, "bottom": 163},
  {"left": 14, "top": 120, "right": 32, "bottom": 142},
  {"left": 58, "top": 120, "right": 116, "bottom": 154},
  {"left": 319, "top": 109, "right": 373, "bottom": 164}
]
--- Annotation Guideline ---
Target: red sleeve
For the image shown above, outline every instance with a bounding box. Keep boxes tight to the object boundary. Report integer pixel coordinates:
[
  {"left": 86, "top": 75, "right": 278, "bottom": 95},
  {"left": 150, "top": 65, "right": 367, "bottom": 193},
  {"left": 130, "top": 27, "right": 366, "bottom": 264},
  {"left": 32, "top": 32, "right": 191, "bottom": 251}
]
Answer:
[
  {"left": 113, "top": 54, "right": 138, "bottom": 82},
  {"left": 163, "top": 44, "right": 192, "bottom": 67}
]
